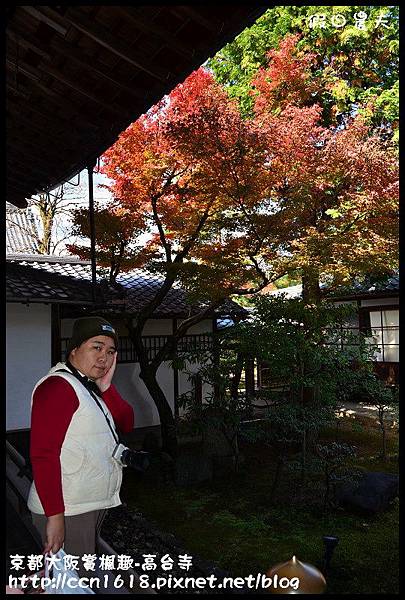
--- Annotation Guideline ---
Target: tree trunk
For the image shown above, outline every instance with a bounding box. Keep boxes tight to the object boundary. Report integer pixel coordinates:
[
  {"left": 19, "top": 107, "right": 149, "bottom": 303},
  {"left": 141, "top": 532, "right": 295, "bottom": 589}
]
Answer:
[
  {"left": 38, "top": 193, "right": 55, "bottom": 255},
  {"left": 38, "top": 212, "right": 53, "bottom": 254},
  {"left": 139, "top": 366, "right": 178, "bottom": 459},
  {"left": 378, "top": 407, "right": 386, "bottom": 460},
  {"left": 270, "top": 456, "right": 284, "bottom": 502},
  {"left": 301, "top": 266, "right": 322, "bottom": 453},
  {"left": 230, "top": 353, "right": 244, "bottom": 401},
  {"left": 302, "top": 265, "right": 321, "bottom": 305},
  {"left": 300, "top": 429, "right": 307, "bottom": 490}
]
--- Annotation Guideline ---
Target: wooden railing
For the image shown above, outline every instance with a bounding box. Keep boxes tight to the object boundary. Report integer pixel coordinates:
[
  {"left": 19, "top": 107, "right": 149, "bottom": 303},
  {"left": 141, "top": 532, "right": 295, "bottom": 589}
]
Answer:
[{"left": 6, "top": 441, "right": 155, "bottom": 595}]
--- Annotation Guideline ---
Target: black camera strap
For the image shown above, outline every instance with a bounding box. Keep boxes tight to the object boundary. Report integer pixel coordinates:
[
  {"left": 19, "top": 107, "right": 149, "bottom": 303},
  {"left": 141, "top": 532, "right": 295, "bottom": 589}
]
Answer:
[{"left": 56, "top": 361, "right": 120, "bottom": 445}]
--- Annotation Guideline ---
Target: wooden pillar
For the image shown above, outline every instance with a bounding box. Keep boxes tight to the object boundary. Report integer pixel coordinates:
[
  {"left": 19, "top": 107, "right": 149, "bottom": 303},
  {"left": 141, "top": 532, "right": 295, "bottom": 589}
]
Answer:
[
  {"left": 193, "top": 374, "right": 203, "bottom": 406},
  {"left": 172, "top": 318, "right": 179, "bottom": 418},
  {"left": 245, "top": 358, "right": 255, "bottom": 401},
  {"left": 87, "top": 162, "right": 97, "bottom": 306},
  {"left": 212, "top": 317, "right": 220, "bottom": 401}
]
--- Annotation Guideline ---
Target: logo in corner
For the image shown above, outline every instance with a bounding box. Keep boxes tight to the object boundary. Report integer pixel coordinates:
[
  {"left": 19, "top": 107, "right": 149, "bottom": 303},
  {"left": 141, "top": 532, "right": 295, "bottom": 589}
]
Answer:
[{"left": 101, "top": 325, "right": 115, "bottom": 333}]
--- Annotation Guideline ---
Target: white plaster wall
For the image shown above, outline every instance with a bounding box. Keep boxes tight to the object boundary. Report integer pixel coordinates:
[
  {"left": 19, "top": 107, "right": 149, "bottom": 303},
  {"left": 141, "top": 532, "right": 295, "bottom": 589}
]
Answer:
[
  {"left": 114, "top": 362, "right": 174, "bottom": 428},
  {"left": 361, "top": 297, "right": 399, "bottom": 307},
  {"left": 6, "top": 303, "right": 52, "bottom": 431},
  {"left": 178, "top": 319, "right": 213, "bottom": 334},
  {"left": 141, "top": 319, "right": 173, "bottom": 335}
]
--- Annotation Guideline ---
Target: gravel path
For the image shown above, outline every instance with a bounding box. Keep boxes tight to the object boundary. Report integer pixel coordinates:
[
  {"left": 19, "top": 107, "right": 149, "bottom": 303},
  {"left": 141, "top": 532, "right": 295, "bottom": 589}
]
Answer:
[{"left": 101, "top": 504, "right": 249, "bottom": 595}]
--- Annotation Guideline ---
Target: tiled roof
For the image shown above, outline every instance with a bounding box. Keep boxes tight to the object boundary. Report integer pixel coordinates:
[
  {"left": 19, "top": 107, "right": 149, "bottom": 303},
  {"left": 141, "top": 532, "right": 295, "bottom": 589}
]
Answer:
[
  {"left": 6, "top": 204, "right": 40, "bottom": 254},
  {"left": 6, "top": 261, "right": 98, "bottom": 305},
  {"left": 326, "top": 273, "right": 399, "bottom": 299},
  {"left": 114, "top": 270, "right": 196, "bottom": 317},
  {"left": 6, "top": 255, "right": 246, "bottom": 318},
  {"left": 266, "top": 284, "right": 302, "bottom": 299},
  {"left": 266, "top": 274, "right": 399, "bottom": 301},
  {"left": 7, "top": 254, "right": 94, "bottom": 279}
]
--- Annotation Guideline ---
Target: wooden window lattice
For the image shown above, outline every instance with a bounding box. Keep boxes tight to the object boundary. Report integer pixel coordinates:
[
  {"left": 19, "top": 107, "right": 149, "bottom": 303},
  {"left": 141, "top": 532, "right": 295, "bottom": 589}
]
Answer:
[{"left": 61, "top": 334, "right": 213, "bottom": 364}]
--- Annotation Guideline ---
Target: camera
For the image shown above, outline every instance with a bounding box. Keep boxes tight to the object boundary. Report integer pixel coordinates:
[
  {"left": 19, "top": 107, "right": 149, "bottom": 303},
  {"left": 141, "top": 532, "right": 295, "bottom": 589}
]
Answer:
[{"left": 112, "top": 443, "right": 150, "bottom": 473}]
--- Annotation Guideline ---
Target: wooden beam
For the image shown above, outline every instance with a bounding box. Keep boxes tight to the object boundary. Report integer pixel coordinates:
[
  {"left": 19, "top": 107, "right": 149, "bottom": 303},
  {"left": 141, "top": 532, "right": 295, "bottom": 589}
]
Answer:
[
  {"left": 32, "top": 60, "right": 135, "bottom": 120},
  {"left": 6, "top": 56, "right": 41, "bottom": 83},
  {"left": 172, "top": 6, "right": 222, "bottom": 33},
  {"left": 7, "top": 154, "right": 52, "bottom": 182},
  {"left": 6, "top": 78, "right": 100, "bottom": 133},
  {"left": 50, "top": 36, "right": 149, "bottom": 102},
  {"left": 7, "top": 105, "right": 75, "bottom": 146},
  {"left": 7, "top": 55, "right": 134, "bottom": 121},
  {"left": 7, "top": 93, "right": 96, "bottom": 137},
  {"left": 6, "top": 178, "right": 37, "bottom": 201},
  {"left": 8, "top": 22, "right": 150, "bottom": 103},
  {"left": 7, "top": 135, "right": 74, "bottom": 171},
  {"left": 7, "top": 158, "right": 64, "bottom": 191},
  {"left": 6, "top": 58, "right": 104, "bottom": 130},
  {"left": 6, "top": 172, "right": 33, "bottom": 190},
  {"left": 6, "top": 155, "right": 55, "bottom": 182},
  {"left": 7, "top": 27, "right": 53, "bottom": 60},
  {"left": 7, "top": 108, "right": 65, "bottom": 139},
  {"left": 6, "top": 81, "right": 30, "bottom": 100},
  {"left": 20, "top": 6, "right": 68, "bottom": 36},
  {"left": 62, "top": 7, "right": 170, "bottom": 82},
  {"left": 117, "top": 6, "right": 194, "bottom": 59}
]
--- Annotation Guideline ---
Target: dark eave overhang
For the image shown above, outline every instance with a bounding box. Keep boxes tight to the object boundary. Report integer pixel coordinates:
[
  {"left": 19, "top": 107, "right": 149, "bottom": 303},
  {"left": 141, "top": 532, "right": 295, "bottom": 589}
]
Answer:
[{"left": 6, "top": 5, "right": 269, "bottom": 208}]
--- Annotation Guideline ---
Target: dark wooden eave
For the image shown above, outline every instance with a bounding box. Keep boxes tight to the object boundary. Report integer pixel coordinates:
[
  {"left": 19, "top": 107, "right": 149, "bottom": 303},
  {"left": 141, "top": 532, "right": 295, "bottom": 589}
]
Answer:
[{"left": 6, "top": 5, "right": 268, "bottom": 208}]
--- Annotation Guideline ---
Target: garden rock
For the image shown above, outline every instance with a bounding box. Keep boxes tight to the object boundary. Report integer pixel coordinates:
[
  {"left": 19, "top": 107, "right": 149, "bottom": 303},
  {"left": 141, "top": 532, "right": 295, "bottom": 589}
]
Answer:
[
  {"left": 335, "top": 471, "right": 399, "bottom": 514},
  {"left": 212, "top": 454, "right": 238, "bottom": 479},
  {"left": 175, "top": 448, "right": 213, "bottom": 487},
  {"left": 203, "top": 424, "right": 238, "bottom": 458}
]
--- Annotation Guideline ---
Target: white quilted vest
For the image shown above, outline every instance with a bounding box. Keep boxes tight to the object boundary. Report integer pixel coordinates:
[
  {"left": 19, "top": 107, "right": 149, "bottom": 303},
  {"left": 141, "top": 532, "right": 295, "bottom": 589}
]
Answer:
[{"left": 27, "top": 363, "right": 123, "bottom": 516}]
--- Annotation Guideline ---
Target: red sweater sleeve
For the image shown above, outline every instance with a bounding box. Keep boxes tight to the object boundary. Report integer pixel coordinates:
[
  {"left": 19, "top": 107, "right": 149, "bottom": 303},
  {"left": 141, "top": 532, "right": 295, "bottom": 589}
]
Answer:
[
  {"left": 102, "top": 384, "right": 134, "bottom": 433},
  {"left": 30, "top": 377, "right": 79, "bottom": 517}
]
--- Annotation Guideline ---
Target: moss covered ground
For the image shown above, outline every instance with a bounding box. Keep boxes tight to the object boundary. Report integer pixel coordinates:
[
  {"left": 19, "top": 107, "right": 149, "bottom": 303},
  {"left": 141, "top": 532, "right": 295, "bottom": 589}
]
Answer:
[{"left": 121, "top": 417, "right": 399, "bottom": 594}]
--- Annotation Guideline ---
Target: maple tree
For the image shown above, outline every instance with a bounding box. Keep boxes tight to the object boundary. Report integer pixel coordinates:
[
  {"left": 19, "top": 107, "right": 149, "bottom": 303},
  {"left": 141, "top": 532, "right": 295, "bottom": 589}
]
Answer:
[
  {"left": 68, "top": 34, "right": 398, "bottom": 456},
  {"left": 67, "top": 203, "right": 146, "bottom": 283},
  {"left": 246, "top": 33, "right": 398, "bottom": 428},
  {"left": 211, "top": 15, "right": 398, "bottom": 301},
  {"left": 92, "top": 68, "right": 281, "bottom": 457},
  {"left": 209, "top": 5, "right": 399, "bottom": 140},
  {"left": 249, "top": 33, "right": 399, "bottom": 303}
]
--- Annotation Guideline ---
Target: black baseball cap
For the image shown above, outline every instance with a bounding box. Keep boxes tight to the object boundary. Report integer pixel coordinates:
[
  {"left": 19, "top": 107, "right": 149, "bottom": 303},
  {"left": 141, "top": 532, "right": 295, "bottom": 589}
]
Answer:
[{"left": 66, "top": 316, "right": 118, "bottom": 356}]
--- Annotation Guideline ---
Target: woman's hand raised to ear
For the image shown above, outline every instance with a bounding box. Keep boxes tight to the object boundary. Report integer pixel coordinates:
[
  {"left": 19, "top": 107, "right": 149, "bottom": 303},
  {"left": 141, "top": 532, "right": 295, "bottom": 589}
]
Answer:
[{"left": 96, "top": 352, "right": 117, "bottom": 393}]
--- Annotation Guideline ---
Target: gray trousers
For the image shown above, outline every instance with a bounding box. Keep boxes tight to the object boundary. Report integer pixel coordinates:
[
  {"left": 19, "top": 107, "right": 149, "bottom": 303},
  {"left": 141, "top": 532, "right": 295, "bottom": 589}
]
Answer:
[{"left": 31, "top": 509, "right": 107, "bottom": 579}]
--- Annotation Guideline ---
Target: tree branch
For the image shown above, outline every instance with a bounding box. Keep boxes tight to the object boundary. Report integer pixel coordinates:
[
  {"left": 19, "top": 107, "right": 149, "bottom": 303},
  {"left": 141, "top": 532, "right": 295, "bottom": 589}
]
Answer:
[
  {"left": 150, "top": 299, "right": 223, "bottom": 370},
  {"left": 339, "top": 211, "right": 368, "bottom": 235},
  {"left": 134, "top": 273, "right": 178, "bottom": 334},
  {"left": 123, "top": 313, "right": 149, "bottom": 371},
  {"left": 175, "top": 205, "right": 212, "bottom": 263},
  {"left": 232, "top": 266, "right": 286, "bottom": 296},
  {"left": 151, "top": 191, "right": 172, "bottom": 263}
]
